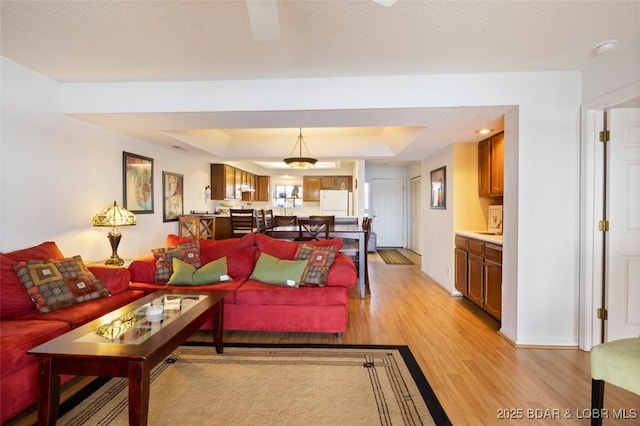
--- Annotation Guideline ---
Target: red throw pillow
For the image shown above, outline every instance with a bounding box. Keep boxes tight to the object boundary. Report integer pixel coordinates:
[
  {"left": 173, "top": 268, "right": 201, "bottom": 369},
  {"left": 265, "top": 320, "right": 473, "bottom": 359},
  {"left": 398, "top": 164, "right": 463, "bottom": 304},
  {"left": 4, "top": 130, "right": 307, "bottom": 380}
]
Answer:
[
  {"left": 0, "top": 242, "right": 66, "bottom": 318},
  {"left": 13, "top": 255, "right": 111, "bottom": 312},
  {"left": 294, "top": 244, "right": 338, "bottom": 287}
]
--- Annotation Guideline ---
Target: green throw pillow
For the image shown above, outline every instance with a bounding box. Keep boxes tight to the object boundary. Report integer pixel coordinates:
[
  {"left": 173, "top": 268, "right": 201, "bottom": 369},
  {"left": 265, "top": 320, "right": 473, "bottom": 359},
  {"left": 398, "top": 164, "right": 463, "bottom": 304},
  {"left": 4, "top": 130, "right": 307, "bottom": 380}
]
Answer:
[
  {"left": 249, "top": 253, "right": 309, "bottom": 288},
  {"left": 167, "top": 257, "right": 229, "bottom": 285}
]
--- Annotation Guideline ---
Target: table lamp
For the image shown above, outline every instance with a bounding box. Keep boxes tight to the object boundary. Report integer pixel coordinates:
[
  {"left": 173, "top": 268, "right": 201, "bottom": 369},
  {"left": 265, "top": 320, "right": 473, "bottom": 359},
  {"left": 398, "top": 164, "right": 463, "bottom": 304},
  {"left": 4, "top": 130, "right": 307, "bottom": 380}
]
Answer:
[{"left": 92, "top": 201, "right": 137, "bottom": 265}]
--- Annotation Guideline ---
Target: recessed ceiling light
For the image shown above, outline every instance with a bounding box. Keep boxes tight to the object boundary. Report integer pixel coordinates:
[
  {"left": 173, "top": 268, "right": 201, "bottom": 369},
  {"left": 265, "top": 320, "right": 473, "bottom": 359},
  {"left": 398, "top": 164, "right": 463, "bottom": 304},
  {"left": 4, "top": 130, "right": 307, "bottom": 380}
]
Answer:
[
  {"left": 594, "top": 40, "right": 618, "bottom": 55},
  {"left": 477, "top": 129, "right": 493, "bottom": 135}
]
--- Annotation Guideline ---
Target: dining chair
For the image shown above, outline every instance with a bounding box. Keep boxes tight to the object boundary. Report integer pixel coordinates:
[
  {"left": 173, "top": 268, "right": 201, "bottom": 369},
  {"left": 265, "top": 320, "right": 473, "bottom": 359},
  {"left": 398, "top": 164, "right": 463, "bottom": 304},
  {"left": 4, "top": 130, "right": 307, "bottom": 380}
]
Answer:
[
  {"left": 254, "top": 209, "right": 267, "bottom": 234},
  {"left": 263, "top": 209, "right": 275, "bottom": 232},
  {"left": 309, "top": 215, "right": 335, "bottom": 227},
  {"left": 340, "top": 217, "right": 372, "bottom": 293},
  {"left": 296, "top": 218, "right": 331, "bottom": 241},
  {"left": 274, "top": 215, "right": 298, "bottom": 226},
  {"left": 229, "top": 208, "right": 257, "bottom": 237}
]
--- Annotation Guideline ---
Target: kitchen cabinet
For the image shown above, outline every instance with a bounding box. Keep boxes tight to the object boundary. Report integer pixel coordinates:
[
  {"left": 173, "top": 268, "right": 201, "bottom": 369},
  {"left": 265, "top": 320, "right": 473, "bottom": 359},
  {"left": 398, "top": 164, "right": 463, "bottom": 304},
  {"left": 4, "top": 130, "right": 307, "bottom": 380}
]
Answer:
[
  {"left": 320, "top": 176, "right": 336, "bottom": 190},
  {"left": 483, "top": 243, "right": 503, "bottom": 320},
  {"left": 454, "top": 234, "right": 502, "bottom": 321},
  {"left": 454, "top": 236, "right": 468, "bottom": 295},
  {"left": 467, "top": 239, "right": 484, "bottom": 307},
  {"left": 303, "top": 176, "right": 321, "bottom": 201},
  {"left": 319, "top": 175, "right": 352, "bottom": 191},
  {"left": 478, "top": 132, "right": 504, "bottom": 197},
  {"left": 254, "top": 175, "right": 271, "bottom": 201},
  {"left": 178, "top": 215, "right": 232, "bottom": 240},
  {"left": 211, "top": 163, "right": 261, "bottom": 200},
  {"left": 210, "top": 164, "right": 237, "bottom": 200},
  {"left": 335, "top": 176, "right": 352, "bottom": 191}
]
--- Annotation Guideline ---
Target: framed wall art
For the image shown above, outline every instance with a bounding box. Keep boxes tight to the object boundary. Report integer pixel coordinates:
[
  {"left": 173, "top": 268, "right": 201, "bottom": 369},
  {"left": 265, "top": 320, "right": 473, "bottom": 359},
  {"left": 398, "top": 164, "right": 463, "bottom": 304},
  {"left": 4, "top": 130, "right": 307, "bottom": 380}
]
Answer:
[
  {"left": 430, "top": 166, "right": 446, "bottom": 209},
  {"left": 162, "top": 171, "right": 183, "bottom": 222},
  {"left": 123, "top": 152, "right": 154, "bottom": 214}
]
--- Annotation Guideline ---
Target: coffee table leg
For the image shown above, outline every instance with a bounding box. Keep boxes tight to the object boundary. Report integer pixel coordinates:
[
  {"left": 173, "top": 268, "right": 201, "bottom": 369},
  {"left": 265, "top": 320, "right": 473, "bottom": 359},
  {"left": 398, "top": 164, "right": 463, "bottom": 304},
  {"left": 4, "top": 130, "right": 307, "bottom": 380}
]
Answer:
[
  {"left": 37, "top": 357, "right": 60, "bottom": 426},
  {"left": 128, "top": 361, "right": 150, "bottom": 426},
  {"left": 212, "top": 299, "right": 224, "bottom": 354}
]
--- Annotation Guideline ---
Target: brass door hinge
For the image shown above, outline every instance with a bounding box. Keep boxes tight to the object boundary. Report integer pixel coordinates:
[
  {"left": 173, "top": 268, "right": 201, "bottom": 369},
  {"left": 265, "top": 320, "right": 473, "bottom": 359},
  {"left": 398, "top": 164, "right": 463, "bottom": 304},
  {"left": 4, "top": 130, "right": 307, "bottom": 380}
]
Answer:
[
  {"left": 599, "top": 130, "right": 610, "bottom": 142},
  {"left": 598, "top": 220, "right": 609, "bottom": 232},
  {"left": 597, "top": 308, "right": 608, "bottom": 320}
]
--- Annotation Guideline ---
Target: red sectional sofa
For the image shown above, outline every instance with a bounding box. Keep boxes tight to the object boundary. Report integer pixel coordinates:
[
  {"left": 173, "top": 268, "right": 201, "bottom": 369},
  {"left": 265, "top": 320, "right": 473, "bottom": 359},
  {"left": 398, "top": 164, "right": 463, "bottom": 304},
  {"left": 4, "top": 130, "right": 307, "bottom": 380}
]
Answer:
[
  {"left": 128, "top": 233, "right": 357, "bottom": 334},
  {"left": 0, "top": 241, "right": 145, "bottom": 423}
]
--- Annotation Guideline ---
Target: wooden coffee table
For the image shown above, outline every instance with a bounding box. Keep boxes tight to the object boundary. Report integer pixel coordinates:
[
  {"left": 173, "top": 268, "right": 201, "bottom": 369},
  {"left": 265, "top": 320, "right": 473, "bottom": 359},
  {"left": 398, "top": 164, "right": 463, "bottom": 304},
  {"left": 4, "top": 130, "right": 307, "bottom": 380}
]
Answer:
[{"left": 28, "top": 290, "right": 226, "bottom": 426}]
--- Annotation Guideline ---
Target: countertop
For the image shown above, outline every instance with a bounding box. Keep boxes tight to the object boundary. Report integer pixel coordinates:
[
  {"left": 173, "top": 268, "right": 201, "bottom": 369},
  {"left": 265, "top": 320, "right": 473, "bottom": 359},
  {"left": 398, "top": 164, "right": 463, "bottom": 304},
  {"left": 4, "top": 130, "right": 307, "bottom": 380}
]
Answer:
[{"left": 456, "top": 231, "right": 503, "bottom": 245}]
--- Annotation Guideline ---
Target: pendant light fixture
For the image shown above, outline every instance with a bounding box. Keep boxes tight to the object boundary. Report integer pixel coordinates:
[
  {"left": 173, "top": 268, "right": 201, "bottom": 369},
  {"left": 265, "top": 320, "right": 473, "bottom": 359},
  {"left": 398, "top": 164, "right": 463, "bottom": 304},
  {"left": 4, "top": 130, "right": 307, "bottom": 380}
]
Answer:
[{"left": 283, "top": 128, "right": 317, "bottom": 169}]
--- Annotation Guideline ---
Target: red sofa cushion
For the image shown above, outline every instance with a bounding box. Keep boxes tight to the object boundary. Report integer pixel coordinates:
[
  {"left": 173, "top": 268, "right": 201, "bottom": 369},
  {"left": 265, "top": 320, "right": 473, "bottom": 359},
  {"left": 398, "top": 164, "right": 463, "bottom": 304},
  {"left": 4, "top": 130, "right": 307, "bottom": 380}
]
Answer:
[
  {"left": 0, "top": 242, "right": 65, "bottom": 319},
  {"left": 235, "top": 279, "right": 349, "bottom": 306},
  {"left": 0, "top": 320, "right": 69, "bottom": 374},
  {"left": 128, "top": 280, "right": 243, "bottom": 304},
  {"left": 254, "top": 233, "right": 343, "bottom": 260},
  {"left": 11, "top": 289, "right": 145, "bottom": 328},
  {"left": 167, "top": 233, "right": 256, "bottom": 279}
]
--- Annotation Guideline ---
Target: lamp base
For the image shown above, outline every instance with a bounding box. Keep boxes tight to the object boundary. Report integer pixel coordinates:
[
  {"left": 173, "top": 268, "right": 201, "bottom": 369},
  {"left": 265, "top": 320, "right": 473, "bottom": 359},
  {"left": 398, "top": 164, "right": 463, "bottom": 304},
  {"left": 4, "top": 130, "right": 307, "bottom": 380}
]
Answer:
[
  {"left": 105, "top": 256, "right": 125, "bottom": 266},
  {"left": 105, "top": 232, "right": 124, "bottom": 266}
]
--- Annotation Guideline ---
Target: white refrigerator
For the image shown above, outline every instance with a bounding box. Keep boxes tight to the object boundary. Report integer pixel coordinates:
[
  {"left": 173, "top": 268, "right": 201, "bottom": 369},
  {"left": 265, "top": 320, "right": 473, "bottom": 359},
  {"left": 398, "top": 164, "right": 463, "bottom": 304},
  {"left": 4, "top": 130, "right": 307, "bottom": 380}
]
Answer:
[{"left": 320, "top": 190, "right": 350, "bottom": 216}]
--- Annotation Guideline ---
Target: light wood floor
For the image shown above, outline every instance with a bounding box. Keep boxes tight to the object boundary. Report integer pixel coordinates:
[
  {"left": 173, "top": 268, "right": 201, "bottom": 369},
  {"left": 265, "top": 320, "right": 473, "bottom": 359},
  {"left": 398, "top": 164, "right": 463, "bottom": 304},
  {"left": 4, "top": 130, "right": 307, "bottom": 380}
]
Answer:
[{"left": 197, "top": 249, "right": 640, "bottom": 425}]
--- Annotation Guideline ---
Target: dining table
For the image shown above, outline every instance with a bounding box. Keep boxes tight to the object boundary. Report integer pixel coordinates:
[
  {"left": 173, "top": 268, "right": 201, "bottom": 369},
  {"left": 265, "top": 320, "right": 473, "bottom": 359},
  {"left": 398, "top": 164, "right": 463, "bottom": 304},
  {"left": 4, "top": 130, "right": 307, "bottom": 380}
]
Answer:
[{"left": 269, "top": 224, "right": 367, "bottom": 298}]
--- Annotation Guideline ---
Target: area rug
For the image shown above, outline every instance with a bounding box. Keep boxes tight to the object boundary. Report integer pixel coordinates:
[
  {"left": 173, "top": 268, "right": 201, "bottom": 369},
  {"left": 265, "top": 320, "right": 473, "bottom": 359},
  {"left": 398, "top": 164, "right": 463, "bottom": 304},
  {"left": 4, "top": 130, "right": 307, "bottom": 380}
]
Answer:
[
  {"left": 377, "top": 249, "right": 414, "bottom": 265},
  {"left": 58, "top": 344, "right": 450, "bottom": 425}
]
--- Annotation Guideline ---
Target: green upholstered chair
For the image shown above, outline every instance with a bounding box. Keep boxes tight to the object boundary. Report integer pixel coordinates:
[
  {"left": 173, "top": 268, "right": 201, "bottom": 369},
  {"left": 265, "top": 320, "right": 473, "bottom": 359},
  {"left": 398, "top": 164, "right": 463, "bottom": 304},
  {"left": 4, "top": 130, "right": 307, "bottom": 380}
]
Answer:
[{"left": 590, "top": 337, "right": 640, "bottom": 426}]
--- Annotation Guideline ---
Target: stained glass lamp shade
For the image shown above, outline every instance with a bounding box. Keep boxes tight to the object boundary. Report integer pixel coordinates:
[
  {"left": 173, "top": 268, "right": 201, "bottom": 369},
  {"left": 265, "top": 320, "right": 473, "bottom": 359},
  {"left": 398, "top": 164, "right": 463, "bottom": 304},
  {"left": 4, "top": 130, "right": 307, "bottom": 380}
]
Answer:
[{"left": 92, "top": 201, "right": 136, "bottom": 265}]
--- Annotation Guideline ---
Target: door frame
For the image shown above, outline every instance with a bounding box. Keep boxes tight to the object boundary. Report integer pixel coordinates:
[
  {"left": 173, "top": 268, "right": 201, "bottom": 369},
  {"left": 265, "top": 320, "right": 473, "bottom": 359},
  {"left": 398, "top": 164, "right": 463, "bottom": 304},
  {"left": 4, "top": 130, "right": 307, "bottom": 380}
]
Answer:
[{"left": 579, "top": 81, "right": 640, "bottom": 350}]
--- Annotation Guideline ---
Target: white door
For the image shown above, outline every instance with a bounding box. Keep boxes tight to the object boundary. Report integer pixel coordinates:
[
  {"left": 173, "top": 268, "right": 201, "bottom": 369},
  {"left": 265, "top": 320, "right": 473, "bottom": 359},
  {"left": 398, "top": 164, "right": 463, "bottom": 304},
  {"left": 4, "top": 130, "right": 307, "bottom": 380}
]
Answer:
[
  {"left": 606, "top": 108, "right": 640, "bottom": 341},
  {"left": 408, "top": 177, "right": 422, "bottom": 254},
  {"left": 371, "top": 178, "right": 404, "bottom": 247}
]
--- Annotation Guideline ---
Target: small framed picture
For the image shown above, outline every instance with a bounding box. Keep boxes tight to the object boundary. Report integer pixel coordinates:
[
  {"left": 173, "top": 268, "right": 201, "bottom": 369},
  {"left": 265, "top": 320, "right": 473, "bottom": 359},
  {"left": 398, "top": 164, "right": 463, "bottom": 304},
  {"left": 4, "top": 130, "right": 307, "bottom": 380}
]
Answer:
[
  {"left": 123, "top": 152, "right": 154, "bottom": 213},
  {"left": 430, "top": 166, "right": 446, "bottom": 209},
  {"left": 162, "top": 171, "right": 183, "bottom": 222}
]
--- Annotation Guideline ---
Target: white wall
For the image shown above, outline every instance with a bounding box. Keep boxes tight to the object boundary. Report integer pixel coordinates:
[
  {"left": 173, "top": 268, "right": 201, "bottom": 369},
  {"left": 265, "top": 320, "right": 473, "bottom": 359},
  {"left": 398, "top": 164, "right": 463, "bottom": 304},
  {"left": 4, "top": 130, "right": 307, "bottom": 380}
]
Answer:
[
  {"left": 421, "top": 146, "right": 454, "bottom": 291},
  {"left": 3, "top": 55, "right": 587, "bottom": 346},
  {"left": 0, "top": 58, "right": 211, "bottom": 260}
]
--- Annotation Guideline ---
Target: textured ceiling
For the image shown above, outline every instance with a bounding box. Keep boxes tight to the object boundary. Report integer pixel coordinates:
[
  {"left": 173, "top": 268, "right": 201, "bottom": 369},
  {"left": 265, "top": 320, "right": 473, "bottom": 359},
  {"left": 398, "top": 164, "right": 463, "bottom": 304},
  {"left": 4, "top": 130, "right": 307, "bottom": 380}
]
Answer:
[{"left": 2, "top": 0, "right": 639, "bottom": 166}]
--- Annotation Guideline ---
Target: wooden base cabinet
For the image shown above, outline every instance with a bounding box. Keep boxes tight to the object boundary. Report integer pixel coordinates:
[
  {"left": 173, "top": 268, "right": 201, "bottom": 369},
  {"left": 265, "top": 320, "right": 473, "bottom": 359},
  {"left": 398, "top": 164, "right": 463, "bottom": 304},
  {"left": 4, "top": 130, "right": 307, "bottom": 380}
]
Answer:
[
  {"left": 178, "top": 215, "right": 232, "bottom": 240},
  {"left": 454, "top": 236, "right": 468, "bottom": 295},
  {"left": 454, "top": 235, "right": 502, "bottom": 321},
  {"left": 483, "top": 243, "right": 503, "bottom": 321}
]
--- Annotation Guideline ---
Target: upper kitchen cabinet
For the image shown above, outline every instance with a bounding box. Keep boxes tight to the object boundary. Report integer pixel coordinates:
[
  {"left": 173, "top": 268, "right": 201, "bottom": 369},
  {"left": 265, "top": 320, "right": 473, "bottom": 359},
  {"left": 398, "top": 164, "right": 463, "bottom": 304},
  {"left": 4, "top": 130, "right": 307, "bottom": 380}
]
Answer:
[
  {"left": 478, "top": 132, "right": 504, "bottom": 197},
  {"left": 319, "top": 175, "right": 353, "bottom": 191},
  {"left": 211, "top": 163, "right": 237, "bottom": 199},
  {"left": 303, "top": 176, "right": 321, "bottom": 201},
  {"left": 254, "top": 175, "right": 271, "bottom": 202},
  {"left": 335, "top": 176, "right": 353, "bottom": 191}
]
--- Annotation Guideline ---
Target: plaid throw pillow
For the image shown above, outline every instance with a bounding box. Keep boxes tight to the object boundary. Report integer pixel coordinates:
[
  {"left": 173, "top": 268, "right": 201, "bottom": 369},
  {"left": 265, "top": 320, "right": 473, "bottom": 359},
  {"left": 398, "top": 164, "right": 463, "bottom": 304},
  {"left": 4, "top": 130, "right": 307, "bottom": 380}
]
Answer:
[
  {"left": 294, "top": 244, "right": 337, "bottom": 287},
  {"left": 13, "top": 255, "right": 111, "bottom": 312},
  {"left": 152, "top": 241, "right": 201, "bottom": 284}
]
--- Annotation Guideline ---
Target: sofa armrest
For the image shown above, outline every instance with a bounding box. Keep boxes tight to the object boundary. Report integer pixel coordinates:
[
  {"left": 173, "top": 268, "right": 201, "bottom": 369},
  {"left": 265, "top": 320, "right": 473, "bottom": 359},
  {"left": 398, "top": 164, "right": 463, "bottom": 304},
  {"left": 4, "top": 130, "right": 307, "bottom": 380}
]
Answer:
[
  {"left": 326, "top": 254, "right": 357, "bottom": 288},
  {"left": 87, "top": 265, "right": 131, "bottom": 295},
  {"left": 128, "top": 255, "right": 156, "bottom": 284}
]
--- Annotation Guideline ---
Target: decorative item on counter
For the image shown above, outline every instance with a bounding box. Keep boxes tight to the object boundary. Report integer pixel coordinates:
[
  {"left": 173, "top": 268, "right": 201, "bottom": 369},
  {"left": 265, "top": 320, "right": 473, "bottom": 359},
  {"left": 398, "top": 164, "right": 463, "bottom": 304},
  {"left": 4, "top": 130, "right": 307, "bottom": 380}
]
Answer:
[{"left": 488, "top": 205, "right": 503, "bottom": 234}]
